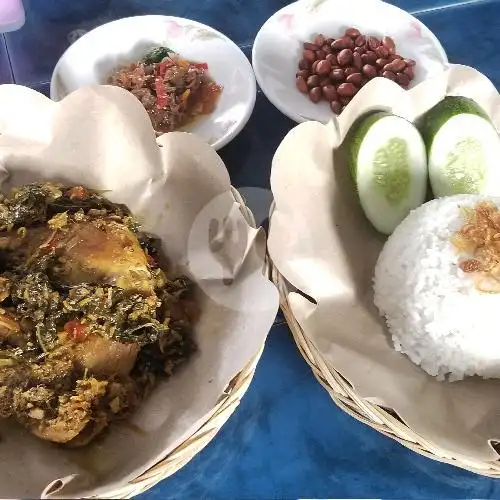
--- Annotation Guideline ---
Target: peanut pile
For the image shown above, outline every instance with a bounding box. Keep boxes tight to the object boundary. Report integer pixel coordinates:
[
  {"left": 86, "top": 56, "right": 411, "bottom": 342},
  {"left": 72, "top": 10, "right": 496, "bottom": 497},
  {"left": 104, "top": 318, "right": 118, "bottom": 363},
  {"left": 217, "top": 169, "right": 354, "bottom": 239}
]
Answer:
[{"left": 296, "top": 28, "right": 416, "bottom": 114}]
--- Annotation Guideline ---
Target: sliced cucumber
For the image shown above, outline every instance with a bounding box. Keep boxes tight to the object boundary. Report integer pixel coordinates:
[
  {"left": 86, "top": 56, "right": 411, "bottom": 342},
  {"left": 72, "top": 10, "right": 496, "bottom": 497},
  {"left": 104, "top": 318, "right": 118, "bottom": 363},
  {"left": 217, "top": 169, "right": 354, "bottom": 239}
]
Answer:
[
  {"left": 346, "top": 111, "right": 427, "bottom": 235},
  {"left": 418, "top": 96, "right": 500, "bottom": 197}
]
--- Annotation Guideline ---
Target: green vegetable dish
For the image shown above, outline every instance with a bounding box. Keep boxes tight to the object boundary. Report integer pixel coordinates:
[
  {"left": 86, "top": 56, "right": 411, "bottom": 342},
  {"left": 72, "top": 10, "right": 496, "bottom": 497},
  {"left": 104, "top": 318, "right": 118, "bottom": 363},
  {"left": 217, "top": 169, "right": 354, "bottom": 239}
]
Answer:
[{"left": 0, "top": 182, "right": 196, "bottom": 446}]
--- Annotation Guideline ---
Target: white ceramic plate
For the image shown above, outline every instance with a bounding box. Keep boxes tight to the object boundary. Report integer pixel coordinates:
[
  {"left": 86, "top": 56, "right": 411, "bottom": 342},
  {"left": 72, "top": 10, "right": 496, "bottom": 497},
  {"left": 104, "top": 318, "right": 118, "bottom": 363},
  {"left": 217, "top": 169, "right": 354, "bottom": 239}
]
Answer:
[
  {"left": 252, "top": 0, "right": 448, "bottom": 124},
  {"left": 51, "top": 15, "right": 257, "bottom": 150}
]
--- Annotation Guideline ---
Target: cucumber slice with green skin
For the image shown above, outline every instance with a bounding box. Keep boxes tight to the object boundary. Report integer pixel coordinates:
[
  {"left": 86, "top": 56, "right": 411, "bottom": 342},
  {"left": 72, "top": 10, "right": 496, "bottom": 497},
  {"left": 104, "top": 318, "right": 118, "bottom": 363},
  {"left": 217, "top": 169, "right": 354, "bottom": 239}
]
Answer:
[
  {"left": 346, "top": 111, "right": 428, "bottom": 235},
  {"left": 418, "top": 96, "right": 500, "bottom": 198}
]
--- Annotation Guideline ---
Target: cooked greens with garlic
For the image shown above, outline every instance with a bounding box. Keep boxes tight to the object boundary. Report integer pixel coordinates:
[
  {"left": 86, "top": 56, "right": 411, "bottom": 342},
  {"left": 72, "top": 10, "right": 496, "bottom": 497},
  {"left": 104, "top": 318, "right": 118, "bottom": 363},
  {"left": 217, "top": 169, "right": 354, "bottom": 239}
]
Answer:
[{"left": 0, "top": 182, "right": 196, "bottom": 446}]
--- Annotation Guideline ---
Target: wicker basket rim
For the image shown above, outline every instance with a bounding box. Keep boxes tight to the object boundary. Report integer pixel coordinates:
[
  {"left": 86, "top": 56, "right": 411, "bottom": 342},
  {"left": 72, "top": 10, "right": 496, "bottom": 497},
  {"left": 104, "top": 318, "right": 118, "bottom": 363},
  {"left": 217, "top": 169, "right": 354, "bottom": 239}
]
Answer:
[
  {"left": 86, "top": 186, "right": 266, "bottom": 498},
  {"left": 267, "top": 203, "right": 500, "bottom": 477}
]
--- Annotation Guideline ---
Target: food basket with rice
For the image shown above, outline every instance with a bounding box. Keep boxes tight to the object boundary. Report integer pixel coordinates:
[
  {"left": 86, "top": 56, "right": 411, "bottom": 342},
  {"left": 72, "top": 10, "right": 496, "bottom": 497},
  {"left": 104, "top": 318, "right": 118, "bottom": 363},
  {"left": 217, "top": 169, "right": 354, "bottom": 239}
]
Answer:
[
  {"left": 267, "top": 64, "right": 500, "bottom": 476},
  {"left": 0, "top": 83, "right": 278, "bottom": 498}
]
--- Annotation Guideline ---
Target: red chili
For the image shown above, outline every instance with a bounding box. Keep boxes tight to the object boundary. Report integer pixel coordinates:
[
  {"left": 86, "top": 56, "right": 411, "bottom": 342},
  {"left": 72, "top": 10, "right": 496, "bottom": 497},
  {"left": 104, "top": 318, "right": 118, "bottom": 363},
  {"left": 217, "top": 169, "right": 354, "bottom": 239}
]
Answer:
[
  {"left": 65, "top": 185, "right": 90, "bottom": 201},
  {"left": 159, "top": 62, "right": 168, "bottom": 77},
  {"left": 64, "top": 319, "right": 87, "bottom": 342},
  {"left": 155, "top": 77, "right": 168, "bottom": 108},
  {"left": 192, "top": 62, "right": 208, "bottom": 70}
]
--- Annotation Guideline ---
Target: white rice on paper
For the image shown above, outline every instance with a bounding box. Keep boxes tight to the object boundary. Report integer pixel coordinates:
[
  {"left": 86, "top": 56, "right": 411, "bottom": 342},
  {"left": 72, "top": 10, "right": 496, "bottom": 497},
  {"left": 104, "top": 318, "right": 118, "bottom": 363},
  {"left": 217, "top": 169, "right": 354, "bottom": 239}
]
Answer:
[{"left": 373, "top": 194, "right": 500, "bottom": 381}]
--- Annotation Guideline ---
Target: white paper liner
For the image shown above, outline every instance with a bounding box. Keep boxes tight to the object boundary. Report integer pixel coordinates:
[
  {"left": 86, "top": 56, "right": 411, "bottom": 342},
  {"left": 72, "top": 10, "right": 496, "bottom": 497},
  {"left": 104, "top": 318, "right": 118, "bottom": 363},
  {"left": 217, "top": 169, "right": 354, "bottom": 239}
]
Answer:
[
  {"left": 268, "top": 64, "right": 500, "bottom": 462},
  {"left": 0, "top": 84, "right": 278, "bottom": 498}
]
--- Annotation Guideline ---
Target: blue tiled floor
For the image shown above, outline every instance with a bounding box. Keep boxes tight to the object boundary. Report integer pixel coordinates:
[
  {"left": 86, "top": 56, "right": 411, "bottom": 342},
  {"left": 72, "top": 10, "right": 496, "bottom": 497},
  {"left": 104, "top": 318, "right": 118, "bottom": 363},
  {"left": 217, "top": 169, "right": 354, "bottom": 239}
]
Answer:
[{"left": 3, "top": 0, "right": 500, "bottom": 498}]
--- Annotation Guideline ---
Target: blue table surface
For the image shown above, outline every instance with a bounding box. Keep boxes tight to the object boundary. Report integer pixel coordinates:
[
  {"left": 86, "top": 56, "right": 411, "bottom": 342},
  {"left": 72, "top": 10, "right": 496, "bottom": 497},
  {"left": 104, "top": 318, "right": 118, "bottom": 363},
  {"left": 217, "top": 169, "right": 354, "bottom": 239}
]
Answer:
[{"left": 3, "top": 0, "right": 500, "bottom": 498}]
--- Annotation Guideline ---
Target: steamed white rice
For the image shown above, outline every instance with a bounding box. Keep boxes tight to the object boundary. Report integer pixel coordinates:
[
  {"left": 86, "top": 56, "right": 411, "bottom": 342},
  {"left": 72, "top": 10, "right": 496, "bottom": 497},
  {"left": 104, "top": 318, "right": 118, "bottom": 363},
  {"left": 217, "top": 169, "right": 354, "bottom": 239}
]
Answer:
[{"left": 373, "top": 194, "right": 500, "bottom": 381}]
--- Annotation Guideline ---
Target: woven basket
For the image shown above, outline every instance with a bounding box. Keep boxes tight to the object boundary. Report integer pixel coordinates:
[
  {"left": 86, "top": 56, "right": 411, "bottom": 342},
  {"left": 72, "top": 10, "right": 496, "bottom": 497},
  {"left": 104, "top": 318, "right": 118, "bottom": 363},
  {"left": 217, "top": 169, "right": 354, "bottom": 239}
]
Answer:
[
  {"left": 267, "top": 203, "right": 500, "bottom": 478},
  {"left": 91, "top": 187, "right": 264, "bottom": 498}
]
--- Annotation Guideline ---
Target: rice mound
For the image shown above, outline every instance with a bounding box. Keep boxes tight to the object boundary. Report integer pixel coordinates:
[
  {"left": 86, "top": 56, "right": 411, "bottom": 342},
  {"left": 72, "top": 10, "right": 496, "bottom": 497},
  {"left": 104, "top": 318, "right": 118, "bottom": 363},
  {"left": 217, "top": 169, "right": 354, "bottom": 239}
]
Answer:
[{"left": 373, "top": 194, "right": 500, "bottom": 381}]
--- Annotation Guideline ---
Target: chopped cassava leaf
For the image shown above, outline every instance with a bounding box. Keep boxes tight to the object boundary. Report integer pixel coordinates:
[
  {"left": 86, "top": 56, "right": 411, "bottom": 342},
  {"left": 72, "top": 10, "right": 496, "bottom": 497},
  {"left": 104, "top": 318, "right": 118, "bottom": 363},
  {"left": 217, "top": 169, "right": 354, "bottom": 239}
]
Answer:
[{"left": 142, "top": 46, "right": 173, "bottom": 64}]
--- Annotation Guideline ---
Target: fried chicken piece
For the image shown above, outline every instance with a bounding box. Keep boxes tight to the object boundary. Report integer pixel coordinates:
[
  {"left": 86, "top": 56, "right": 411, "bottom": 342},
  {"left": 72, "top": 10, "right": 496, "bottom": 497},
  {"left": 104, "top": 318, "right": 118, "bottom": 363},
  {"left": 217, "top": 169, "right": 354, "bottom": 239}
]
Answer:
[
  {"left": 11, "top": 374, "right": 141, "bottom": 445},
  {"left": 0, "top": 345, "right": 142, "bottom": 445},
  {"left": 59, "top": 333, "right": 140, "bottom": 377},
  {"left": 65, "top": 377, "right": 142, "bottom": 447},
  {"left": 0, "top": 309, "right": 25, "bottom": 347},
  {"left": 52, "top": 220, "right": 153, "bottom": 295},
  {"left": 0, "top": 218, "right": 153, "bottom": 296},
  {"left": 18, "top": 378, "right": 108, "bottom": 444}
]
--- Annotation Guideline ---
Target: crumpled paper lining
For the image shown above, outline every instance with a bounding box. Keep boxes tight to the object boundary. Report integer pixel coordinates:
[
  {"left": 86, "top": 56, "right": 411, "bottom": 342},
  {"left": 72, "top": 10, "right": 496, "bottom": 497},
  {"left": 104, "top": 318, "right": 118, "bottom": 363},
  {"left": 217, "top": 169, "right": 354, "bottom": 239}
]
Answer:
[
  {"left": 0, "top": 84, "right": 278, "bottom": 498},
  {"left": 268, "top": 65, "right": 500, "bottom": 462}
]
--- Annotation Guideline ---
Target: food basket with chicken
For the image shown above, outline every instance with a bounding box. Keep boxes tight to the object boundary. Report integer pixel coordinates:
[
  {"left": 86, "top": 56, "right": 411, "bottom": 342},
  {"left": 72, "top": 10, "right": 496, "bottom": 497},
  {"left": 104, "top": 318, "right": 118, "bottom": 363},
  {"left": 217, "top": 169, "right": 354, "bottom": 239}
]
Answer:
[
  {"left": 0, "top": 182, "right": 196, "bottom": 447},
  {"left": 0, "top": 84, "right": 278, "bottom": 498}
]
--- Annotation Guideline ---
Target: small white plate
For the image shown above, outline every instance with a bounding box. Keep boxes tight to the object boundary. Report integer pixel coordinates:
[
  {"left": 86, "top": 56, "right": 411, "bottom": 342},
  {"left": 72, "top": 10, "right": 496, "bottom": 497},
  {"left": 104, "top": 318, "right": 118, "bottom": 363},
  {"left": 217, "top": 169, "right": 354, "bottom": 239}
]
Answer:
[
  {"left": 252, "top": 0, "right": 448, "bottom": 124},
  {"left": 51, "top": 15, "right": 257, "bottom": 150}
]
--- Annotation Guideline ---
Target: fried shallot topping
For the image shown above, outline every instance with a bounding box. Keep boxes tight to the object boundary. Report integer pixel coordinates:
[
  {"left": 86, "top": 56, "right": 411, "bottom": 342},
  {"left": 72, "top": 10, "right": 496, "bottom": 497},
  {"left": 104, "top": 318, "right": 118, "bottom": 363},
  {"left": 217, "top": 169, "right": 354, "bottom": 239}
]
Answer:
[{"left": 452, "top": 201, "right": 500, "bottom": 292}]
